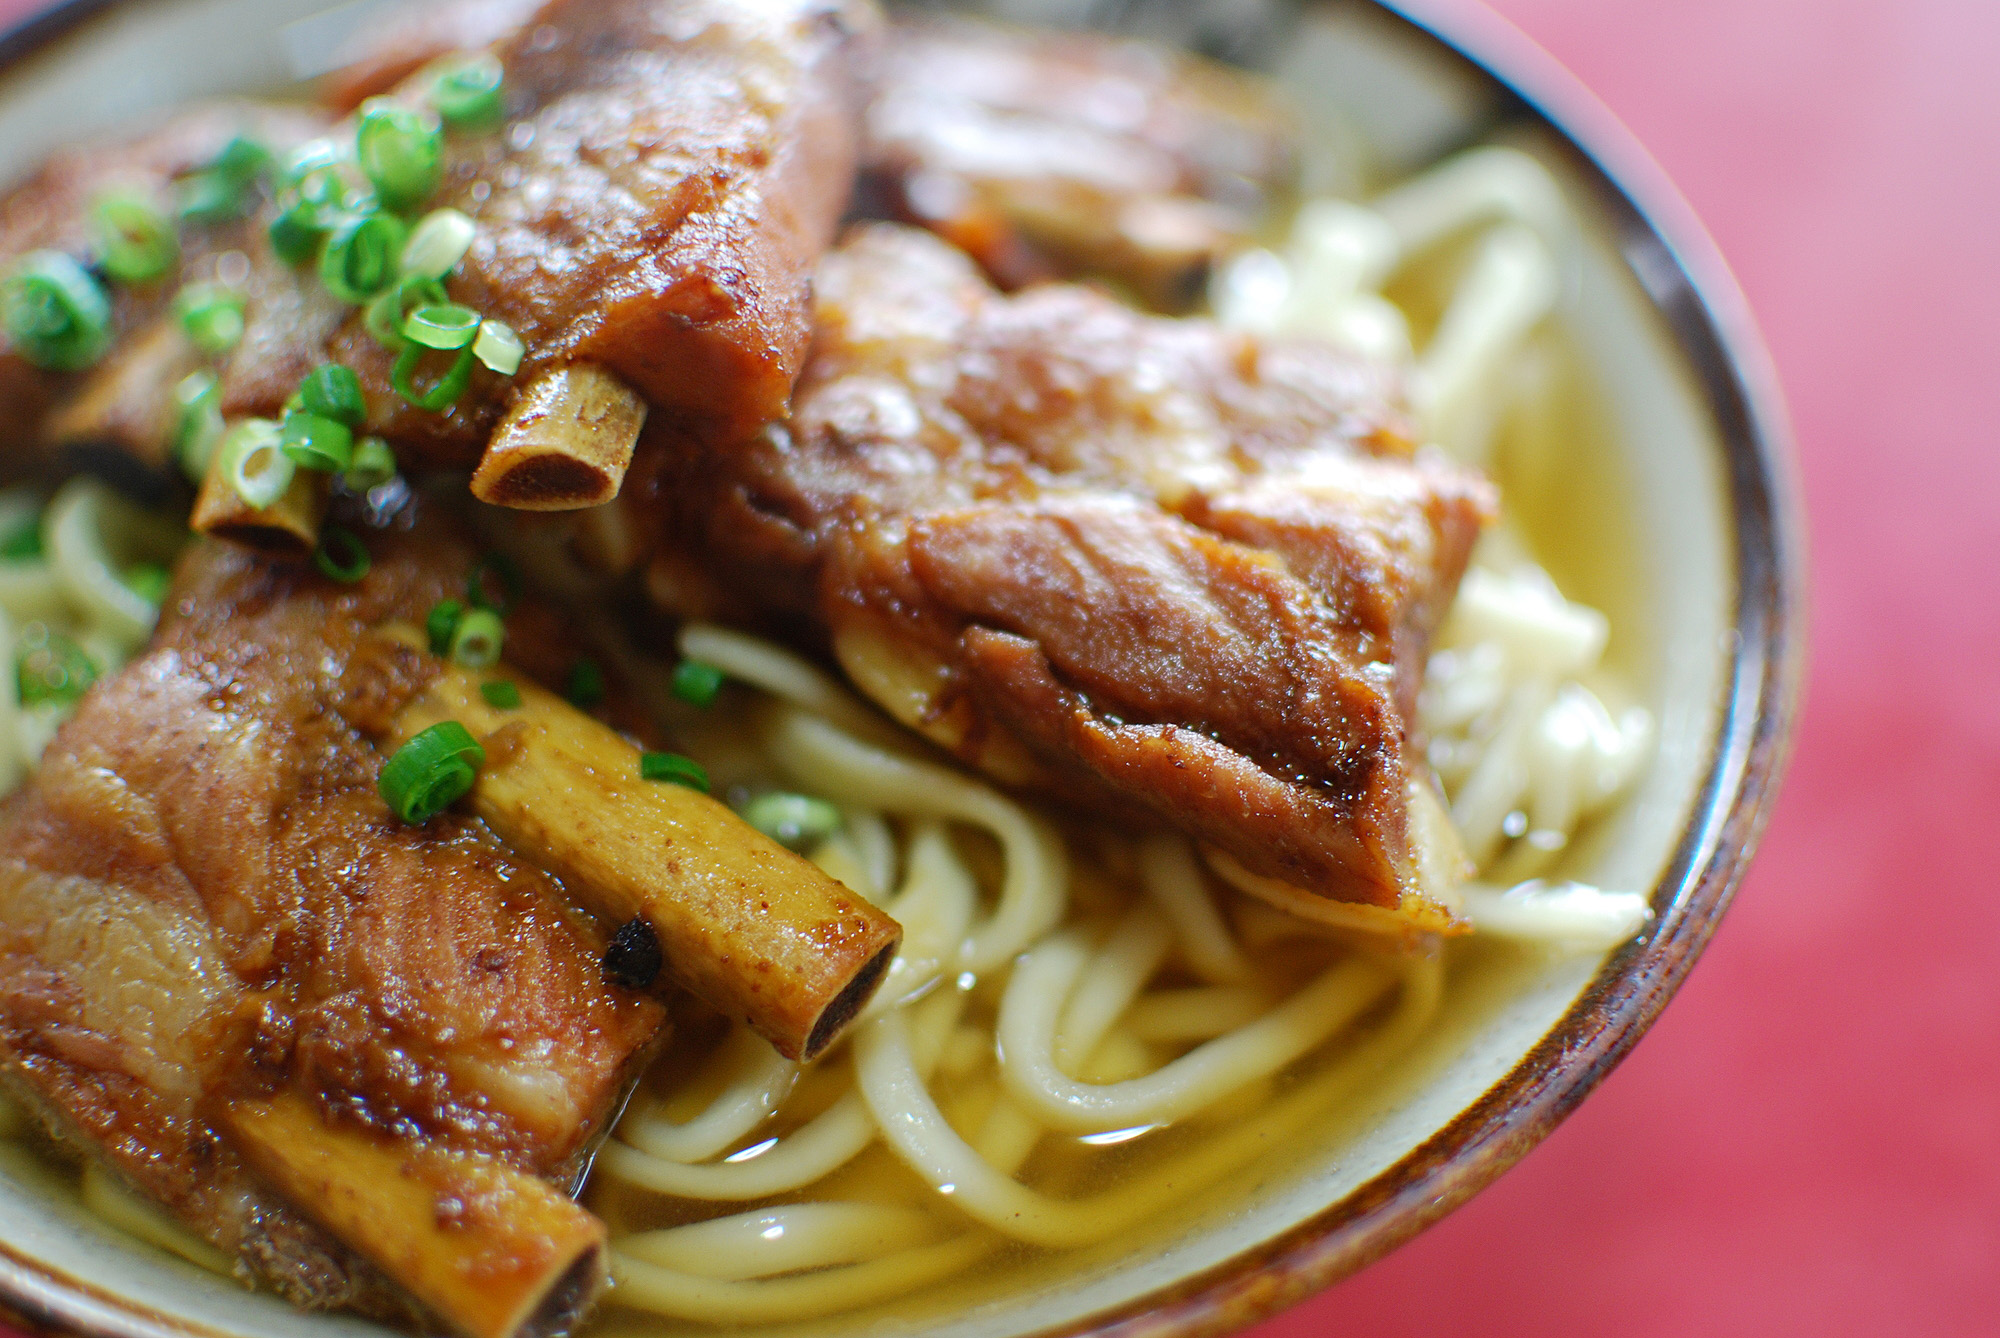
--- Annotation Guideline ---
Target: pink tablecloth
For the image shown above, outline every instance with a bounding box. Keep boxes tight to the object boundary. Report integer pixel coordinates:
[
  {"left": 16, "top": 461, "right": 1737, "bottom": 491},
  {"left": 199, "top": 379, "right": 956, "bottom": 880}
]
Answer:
[{"left": 1, "top": 1, "right": 1993, "bottom": 1336}]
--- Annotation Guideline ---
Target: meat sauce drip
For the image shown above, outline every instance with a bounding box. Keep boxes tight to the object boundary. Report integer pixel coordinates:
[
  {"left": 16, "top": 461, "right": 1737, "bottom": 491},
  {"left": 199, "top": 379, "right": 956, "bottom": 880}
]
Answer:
[
  {"left": 646, "top": 224, "right": 1494, "bottom": 920},
  {"left": 0, "top": 523, "right": 665, "bottom": 1319}
]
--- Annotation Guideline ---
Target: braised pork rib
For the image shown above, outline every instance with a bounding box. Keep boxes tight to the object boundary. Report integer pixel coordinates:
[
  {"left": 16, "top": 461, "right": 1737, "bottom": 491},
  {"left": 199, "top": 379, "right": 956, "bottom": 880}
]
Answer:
[
  {"left": 0, "top": 530, "right": 666, "bottom": 1329},
  {"left": 650, "top": 224, "right": 1494, "bottom": 922}
]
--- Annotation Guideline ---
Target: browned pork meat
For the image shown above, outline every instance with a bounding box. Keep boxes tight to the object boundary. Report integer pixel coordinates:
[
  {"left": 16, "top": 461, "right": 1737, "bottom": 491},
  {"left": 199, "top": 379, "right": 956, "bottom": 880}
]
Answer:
[
  {"left": 0, "top": 529, "right": 666, "bottom": 1333},
  {"left": 226, "top": 0, "right": 878, "bottom": 471},
  {"left": 0, "top": 102, "right": 329, "bottom": 469},
  {"left": 649, "top": 225, "right": 1493, "bottom": 924},
  {"left": 861, "top": 17, "right": 1296, "bottom": 311}
]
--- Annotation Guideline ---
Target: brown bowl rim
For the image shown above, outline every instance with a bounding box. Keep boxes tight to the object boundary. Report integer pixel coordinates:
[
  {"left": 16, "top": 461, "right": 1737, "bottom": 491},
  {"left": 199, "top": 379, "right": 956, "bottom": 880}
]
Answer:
[{"left": 0, "top": 2, "right": 1807, "bottom": 1338}]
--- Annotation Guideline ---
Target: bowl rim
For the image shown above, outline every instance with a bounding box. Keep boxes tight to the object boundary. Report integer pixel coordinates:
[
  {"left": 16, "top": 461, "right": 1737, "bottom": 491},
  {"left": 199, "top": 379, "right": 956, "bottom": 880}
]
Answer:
[{"left": 0, "top": 2, "right": 1806, "bottom": 1338}]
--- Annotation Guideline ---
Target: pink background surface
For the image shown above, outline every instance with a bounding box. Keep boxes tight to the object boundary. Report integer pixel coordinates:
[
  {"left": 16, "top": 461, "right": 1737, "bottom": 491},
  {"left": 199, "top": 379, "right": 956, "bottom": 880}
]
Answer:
[{"left": 0, "top": 0, "right": 1994, "bottom": 1336}]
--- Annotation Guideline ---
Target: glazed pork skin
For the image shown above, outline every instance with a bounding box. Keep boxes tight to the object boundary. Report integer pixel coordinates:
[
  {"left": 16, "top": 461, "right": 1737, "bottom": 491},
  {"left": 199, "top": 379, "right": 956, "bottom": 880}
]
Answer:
[
  {"left": 861, "top": 17, "right": 1295, "bottom": 311},
  {"left": 0, "top": 103, "right": 329, "bottom": 470},
  {"left": 654, "top": 225, "right": 1493, "bottom": 923},
  {"left": 225, "top": 0, "right": 880, "bottom": 467},
  {"left": 0, "top": 529, "right": 664, "bottom": 1320}
]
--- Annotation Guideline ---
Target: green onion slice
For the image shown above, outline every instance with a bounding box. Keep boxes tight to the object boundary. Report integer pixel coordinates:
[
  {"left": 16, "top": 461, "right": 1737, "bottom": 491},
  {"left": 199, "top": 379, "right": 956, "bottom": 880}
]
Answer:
[
  {"left": 430, "top": 53, "right": 506, "bottom": 131},
  {"left": 670, "top": 660, "right": 725, "bottom": 708},
  {"left": 426, "top": 598, "right": 465, "bottom": 655},
  {"left": 218, "top": 419, "right": 293, "bottom": 510},
  {"left": 268, "top": 203, "right": 327, "bottom": 266},
  {"left": 298, "top": 363, "right": 367, "bottom": 428},
  {"left": 465, "top": 553, "right": 521, "bottom": 614},
  {"left": 343, "top": 436, "right": 397, "bottom": 491},
  {"left": 172, "top": 370, "right": 224, "bottom": 482},
  {"left": 365, "top": 275, "right": 447, "bottom": 349},
  {"left": 211, "top": 136, "right": 272, "bottom": 186},
  {"left": 89, "top": 191, "right": 178, "bottom": 284},
  {"left": 321, "top": 209, "right": 409, "bottom": 304},
  {"left": 279, "top": 411, "right": 355, "bottom": 473},
  {"left": 283, "top": 138, "right": 345, "bottom": 191},
  {"left": 391, "top": 342, "right": 474, "bottom": 412},
  {"left": 378, "top": 720, "right": 484, "bottom": 824},
  {"left": 472, "top": 318, "right": 523, "bottom": 375},
  {"left": 0, "top": 512, "right": 42, "bottom": 560},
  {"left": 448, "top": 607, "right": 504, "bottom": 668},
  {"left": 479, "top": 680, "right": 521, "bottom": 710},
  {"left": 16, "top": 627, "right": 97, "bottom": 707},
  {"left": 313, "top": 525, "right": 370, "bottom": 584},
  {"left": 401, "top": 208, "right": 475, "bottom": 280},
  {"left": 640, "top": 751, "right": 709, "bottom": 792},
  {"left": 565, "top": 658, "right": 605, "bottom": 709},
  {"left": 176, "top": 172, "right": 244, "bottom": 226},
  {"left": 123, "top": 561, "right": 171, "bottom": 606},
  {"left": 174, "top": 283, "right": 247, "bottom": 356},
  {"left": 356, "top": 101, "right": 442, "bottom": 211},
  {"left": 403, "top": 303, "right": 481, "bottom": 351},
  {"left": 740, "top": 792, "right": 842, "bottom": 850},
  {"left": 2, "top": 251, "right": 111, "bottom": 371}
]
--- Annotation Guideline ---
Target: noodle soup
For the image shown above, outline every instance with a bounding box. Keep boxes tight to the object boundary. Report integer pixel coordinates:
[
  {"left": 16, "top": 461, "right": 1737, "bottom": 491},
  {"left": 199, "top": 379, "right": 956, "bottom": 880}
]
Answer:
[{"left": 0, "top": 3, "right": 1777, "bottom": 1338}]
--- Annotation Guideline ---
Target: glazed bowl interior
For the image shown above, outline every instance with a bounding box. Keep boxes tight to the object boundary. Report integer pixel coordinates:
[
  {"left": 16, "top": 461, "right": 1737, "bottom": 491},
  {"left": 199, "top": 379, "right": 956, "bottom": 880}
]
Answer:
[{"left": 0, "top": 2, "right": 1797, "bottom": 1337}]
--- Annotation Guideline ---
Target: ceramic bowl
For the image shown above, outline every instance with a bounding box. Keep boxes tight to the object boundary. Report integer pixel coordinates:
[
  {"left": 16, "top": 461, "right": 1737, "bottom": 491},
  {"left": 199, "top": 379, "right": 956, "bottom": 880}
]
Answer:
[{"left": 0, "top": 2, "right": 1803, "bottom": 1336}]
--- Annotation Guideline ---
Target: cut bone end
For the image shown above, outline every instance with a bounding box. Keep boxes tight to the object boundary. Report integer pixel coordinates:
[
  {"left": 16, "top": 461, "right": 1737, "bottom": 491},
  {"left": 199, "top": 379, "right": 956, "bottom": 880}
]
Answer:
[
  {"left": 190, "top": 450, "right": 327, "bottom": 556},
  {"left": 222, "top": 1092, "right": 606, "bottom": 1338},
  {"left": 472, "top": 364, "right": 647, "bottom": 511},
  {"left": 364, "top": 630, "right": 904, "bottom": 1061}
]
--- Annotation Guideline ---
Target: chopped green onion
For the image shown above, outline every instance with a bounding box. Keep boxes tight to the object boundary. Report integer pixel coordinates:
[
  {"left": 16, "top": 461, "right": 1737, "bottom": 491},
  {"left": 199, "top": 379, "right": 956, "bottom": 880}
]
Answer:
[
  {"left": 123, "top": 561, "right": 171, "bottom": 606},
  {"left": 465, "top": 553, "right": 521, "bottom": 614},
  {"left": 89, "top": 191, "right": 178, "bottom": 284},
  {"left": 2, "top": 251, "right": 111, "bottom": 371},
  {"left": 312, "top": 525, "right": 370, "bottom": 583},
  {"left": 426, "top": 599, "right": 465, "bottom": 655},
  {"left": 365, "top": 275, "right": 446, "bottom": 349},
  {"left": 176, "top": 172, "right": 244, "bottom": 226},
  {"left": 174, "top": 282, "right": 247, "bottom": 355},
  {"left": 217, "top": 418, "right": 292, "bottom": 510},
  {"left": 640, "top": 751, "right": 709, "bottom": 792},
  {"left": 211, "top": 136, "right": 272, "bottom": 186},
  {"left": 479, "top": 680, "right": 521, "bottom": 710},
  {"left": 343, "top": 436, "right": 397, "bottom": 491},
  {"left": 740, "top": 792, "right": 842, "bottom": 850},
  {"left": 564, "top": 658, "right": 604, "bottom": 709},
  {"left": 298, "top": 363, "right": 366, "bottom": 428},
  {"left": 283, "top": 138, "right": 345, "bottom": 191},
  {"left": 16, "top": 627, "right": 96, "bottom": 707},
  {"left": 172, "top": 370, "right": 224, "bottom": 481},
  {"left": 279, "top": 411, "right": 355, "bottom": 473},
  {"left": 321, "top": 209, "right": 409, "bottom": 304},
  {"left": 401, "top": 208, "right": 475, "bottom": 280},
  {"left": 268, "top": 203, "right": 326, "bottom": 266},
  {"left": 670, "top": 660, "right": 725, "bottom": 707},
  {"left": 448, "top": 607, "right": 504, "bottom": 668},
  {"left": 377, "top": 719, "right": 484, "bottom": 824},
  {"left": 0, "top": 512, "right": 41, "bottom": 560},
  {"left": 403, "top": 303, "right": 481, "bottom": 351},
  {"left": 429, "top": 53, "right": 506, "bottom": 131},
  {"left": 356, "top": 101, "right": 442, "bottom": 211},
  {"left": 391, "top": 342, "right": 474, "bottom": 411},
  {"left": 472, "top": 318, "right": 523, "bottom": 375},
  {"left": 177, "top": 140, "right": 267, "bottom": 226}
]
